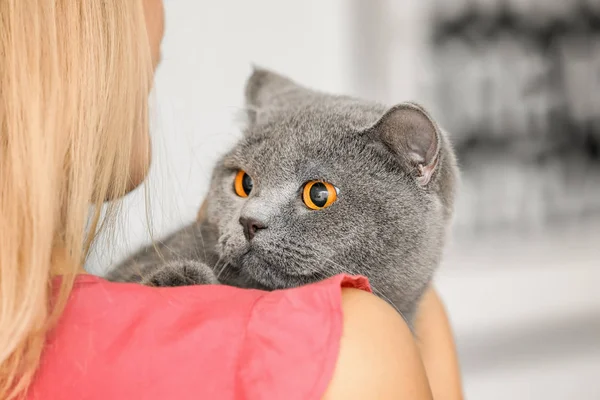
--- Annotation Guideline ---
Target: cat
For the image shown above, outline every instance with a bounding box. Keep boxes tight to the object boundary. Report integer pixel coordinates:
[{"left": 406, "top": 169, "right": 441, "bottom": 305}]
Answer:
[{"left": 107, "top": 68, "right": 459, "bottom": 324}]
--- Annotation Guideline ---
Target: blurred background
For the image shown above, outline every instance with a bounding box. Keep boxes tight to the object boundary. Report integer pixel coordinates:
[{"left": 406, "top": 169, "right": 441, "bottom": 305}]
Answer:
[{"left": 87, "top": 0, "right": 600, "bottom": 398}]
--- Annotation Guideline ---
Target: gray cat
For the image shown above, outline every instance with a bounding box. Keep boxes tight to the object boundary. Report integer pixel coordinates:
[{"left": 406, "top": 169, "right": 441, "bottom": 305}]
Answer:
[{"left": 107, "top": 68, "right": 458, "bottom": 324}]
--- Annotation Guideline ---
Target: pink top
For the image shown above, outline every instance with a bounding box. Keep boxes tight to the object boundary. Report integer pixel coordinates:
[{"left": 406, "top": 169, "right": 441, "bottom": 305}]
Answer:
[{"left": 28, "top": 274, "right": 371, "bottom": 400}]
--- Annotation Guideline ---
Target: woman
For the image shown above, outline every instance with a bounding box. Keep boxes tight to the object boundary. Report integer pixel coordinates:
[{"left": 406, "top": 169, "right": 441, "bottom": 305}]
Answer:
[{"left": 0, "top": 1, "right": 462, "bottom": 399}]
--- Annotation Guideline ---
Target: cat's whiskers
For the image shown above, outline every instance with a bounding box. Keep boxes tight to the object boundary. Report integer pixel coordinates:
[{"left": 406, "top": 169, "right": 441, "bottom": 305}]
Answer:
[
  {"left": 218, "top": 263, "right": 234, "bottom": 282},
  {"left": 215, "top": 254, "right": 237, "bottom": 283},
  {"left": 196, "top": 227, "right": 208, "bottom": 267},
  {"left": 213, "top": 256, "right": 229, "bottom": 281}
]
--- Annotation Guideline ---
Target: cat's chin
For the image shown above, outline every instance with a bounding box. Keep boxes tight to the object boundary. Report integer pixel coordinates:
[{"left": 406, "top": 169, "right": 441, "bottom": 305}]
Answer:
[{"left": 236, "top": 250, "right": 319, "bottom": 290}]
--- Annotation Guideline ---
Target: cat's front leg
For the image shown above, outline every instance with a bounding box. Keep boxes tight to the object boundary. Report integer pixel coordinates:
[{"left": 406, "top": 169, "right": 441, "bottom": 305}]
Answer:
[{"left": 142, "top": 260, "right": 219, "bottom": 287}]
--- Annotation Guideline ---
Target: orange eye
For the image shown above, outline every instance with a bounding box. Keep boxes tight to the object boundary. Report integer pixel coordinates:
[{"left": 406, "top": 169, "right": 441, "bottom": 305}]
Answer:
[
  {"left": 302, "top": 181, "right": 338, "bottom": 210},
  {"left": 234, "top": 170, "right": 253, "bottom": 197}
]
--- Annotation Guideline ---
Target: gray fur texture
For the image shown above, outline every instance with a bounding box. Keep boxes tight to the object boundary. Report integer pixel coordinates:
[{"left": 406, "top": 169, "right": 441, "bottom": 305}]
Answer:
[{"left": 108, "top": 68, "right": 459, "bottom": 323}]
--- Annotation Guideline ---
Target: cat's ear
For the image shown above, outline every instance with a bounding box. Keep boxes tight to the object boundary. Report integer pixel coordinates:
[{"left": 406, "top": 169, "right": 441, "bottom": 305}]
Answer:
[
  {"left": 245, "top": 66, "right": 297, "bottom": 109},
  {"left": 244, "top": 66, "right": 300, "bottom": 124},
  {"left": 369, "top": 102, "right": 441, "bottom": 186}
]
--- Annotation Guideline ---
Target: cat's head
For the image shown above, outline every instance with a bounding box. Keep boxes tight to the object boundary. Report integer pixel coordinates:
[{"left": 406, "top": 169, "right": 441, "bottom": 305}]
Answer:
[{"left": 207, "top": 68, "right": 458, "bottom": 318}]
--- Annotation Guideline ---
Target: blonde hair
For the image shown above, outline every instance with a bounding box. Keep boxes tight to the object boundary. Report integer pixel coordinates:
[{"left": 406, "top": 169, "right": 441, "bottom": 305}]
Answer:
[{"left": 0, "top": 1, "right": 153, "bottom": 398}]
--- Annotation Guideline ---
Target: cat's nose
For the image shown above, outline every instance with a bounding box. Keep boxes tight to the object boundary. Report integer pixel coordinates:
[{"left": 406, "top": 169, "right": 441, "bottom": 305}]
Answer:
[{"left": 239, "top": 217, "right": 267, "bottom": 241}]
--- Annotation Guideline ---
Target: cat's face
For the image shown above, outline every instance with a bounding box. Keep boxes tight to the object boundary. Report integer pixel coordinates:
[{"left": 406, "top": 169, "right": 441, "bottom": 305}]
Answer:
[{"left": 206, "top": 69, "right": 457, "bottom": 318}]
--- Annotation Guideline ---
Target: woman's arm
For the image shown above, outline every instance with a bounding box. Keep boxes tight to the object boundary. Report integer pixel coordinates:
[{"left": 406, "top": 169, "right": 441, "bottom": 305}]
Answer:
[
  {"left": 415, "top": 287, "right": 464, "bottom": 400},
  {"left": 324, "top": 287, "right": 463, "bottom": 400},
  {"left": 324, "top": 289, "right": 433, "bottom": 399}
]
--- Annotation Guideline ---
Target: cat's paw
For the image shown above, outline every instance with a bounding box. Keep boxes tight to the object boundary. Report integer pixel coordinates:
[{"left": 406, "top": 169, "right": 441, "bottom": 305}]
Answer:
[{"left": 141, "top": 260, "right": 219, "bottom": 287}]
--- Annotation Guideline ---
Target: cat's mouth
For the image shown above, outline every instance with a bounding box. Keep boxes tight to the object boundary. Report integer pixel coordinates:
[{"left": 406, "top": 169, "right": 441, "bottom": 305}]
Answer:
[
  {"left": 235, "top": 247, "right": 322, "bottom": 289},
  {"left": 218, "top": 231, "right": 326, "bottom": 289}
]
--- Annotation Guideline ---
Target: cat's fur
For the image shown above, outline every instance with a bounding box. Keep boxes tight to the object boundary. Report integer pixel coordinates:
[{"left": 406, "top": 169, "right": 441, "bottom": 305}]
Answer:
[{"left": 108, "top": 68, "right": 459, "bottom": 323}]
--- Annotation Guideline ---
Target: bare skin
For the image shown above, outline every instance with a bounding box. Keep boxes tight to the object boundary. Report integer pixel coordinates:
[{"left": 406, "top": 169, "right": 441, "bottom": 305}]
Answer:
[
  {"left": 416, "top": 288, "right": 464, "bottom": 400},
  {"left": 325, "top": 289, "right": 434, "bottom": 399},
  {"left": 125, "top": 0, "right": 166, "bottom": 193}
]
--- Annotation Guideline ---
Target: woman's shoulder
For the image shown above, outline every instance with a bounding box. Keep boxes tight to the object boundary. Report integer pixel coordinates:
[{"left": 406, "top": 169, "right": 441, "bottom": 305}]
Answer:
[{"left": 29, "top": 274, "right": 370, "bottom": 400}]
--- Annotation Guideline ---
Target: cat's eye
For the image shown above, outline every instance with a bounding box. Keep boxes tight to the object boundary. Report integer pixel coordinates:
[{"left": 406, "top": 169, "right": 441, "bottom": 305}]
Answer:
[
  {"left": 234, "top": 170, "right": 253, "bottom": 197},
  {"left": 302, "top": 181, "right": 338, "bottom": 210}
]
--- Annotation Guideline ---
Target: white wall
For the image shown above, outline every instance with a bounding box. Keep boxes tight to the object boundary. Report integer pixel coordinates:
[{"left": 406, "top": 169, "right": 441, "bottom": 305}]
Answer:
[{"left": 437, "top": 221, "right": 600, "bottom": 399}]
